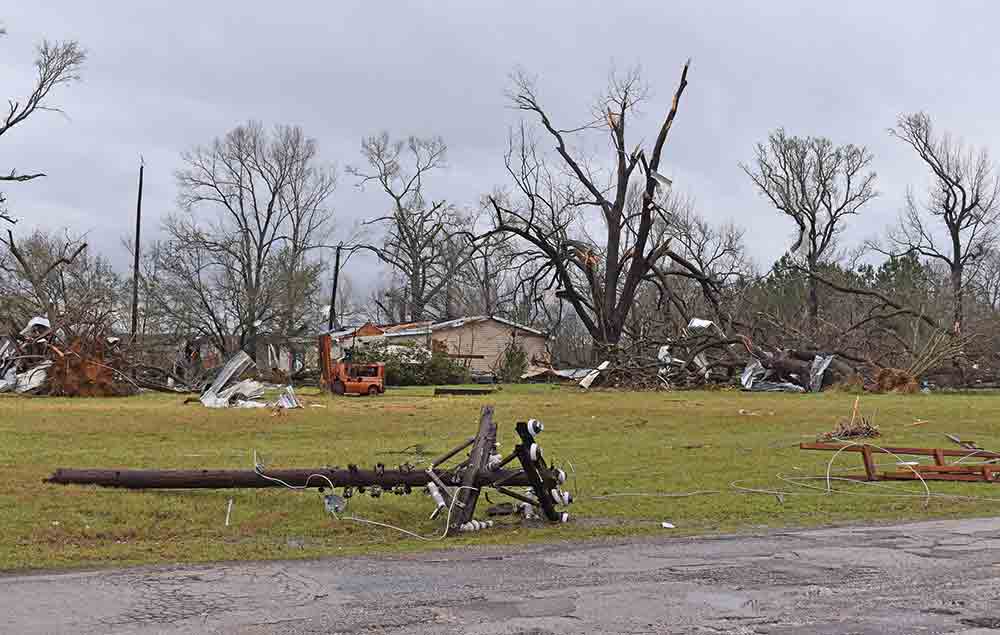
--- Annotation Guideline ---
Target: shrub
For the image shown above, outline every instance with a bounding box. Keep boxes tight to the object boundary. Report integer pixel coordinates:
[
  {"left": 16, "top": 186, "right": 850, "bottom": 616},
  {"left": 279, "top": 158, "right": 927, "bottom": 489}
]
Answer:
[
  {"left": 495, "top": 342, "right": 528, "bottom": 383},
  {"left": 349, "top": 341, "right": 469, "bottom": 386}
]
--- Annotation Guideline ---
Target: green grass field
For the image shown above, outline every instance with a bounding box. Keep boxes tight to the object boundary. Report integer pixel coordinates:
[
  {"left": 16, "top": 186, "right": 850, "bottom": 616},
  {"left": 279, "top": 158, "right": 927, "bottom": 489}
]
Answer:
[{"left": 2, "top": 385, "right": 999, "bottom": 571}]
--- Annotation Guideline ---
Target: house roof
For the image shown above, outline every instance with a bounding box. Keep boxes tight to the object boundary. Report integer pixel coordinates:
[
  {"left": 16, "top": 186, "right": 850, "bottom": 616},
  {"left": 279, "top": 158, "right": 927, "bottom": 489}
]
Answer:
[{"left": 385, "top": 315, "right": 547, "bottom": 339}]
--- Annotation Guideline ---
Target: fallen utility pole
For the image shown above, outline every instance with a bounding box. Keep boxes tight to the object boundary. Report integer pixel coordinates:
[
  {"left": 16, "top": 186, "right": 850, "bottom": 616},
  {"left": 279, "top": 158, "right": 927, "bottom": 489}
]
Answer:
[
  {"left": 45, "top": 466, "right": 532, "bottom": 490},
  {"left": 46, "top": 405, "right": 573, "bottom": 536}
]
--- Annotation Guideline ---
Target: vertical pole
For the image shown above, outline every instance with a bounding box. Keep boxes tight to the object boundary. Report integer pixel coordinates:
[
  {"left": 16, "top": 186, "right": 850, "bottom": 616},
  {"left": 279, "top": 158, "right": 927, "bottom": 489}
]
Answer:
[
  {"left": 327, "top": 244, "right": 342, "bottom": 332},
  {"left": 129, "top": 160, "right": 144, "bottom": 340}
]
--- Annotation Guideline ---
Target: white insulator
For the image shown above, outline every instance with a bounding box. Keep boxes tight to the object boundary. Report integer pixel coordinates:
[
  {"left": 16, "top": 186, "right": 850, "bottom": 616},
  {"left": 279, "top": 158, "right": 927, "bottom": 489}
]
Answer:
[
  {"left": 527, "top": 419, "right": 544, "bottom": 436},
  {"left": 550, "top": 489, "right": 573, "bottom": 505},
  {"left": 555, "top": 469, "right": 567, "bottom": 484},
  {"left": 427, "top": 483, "right": 447, "bottom": 519},
  {"left": 560, "top": 512, "right": 570, "bottom": 523},
  {"left": 529, "top": 443, "right": 542, "bottom": 461},
  {"left": 487, "top": 453, "right": 503, "bottom": 471},
  {"left": 459, "top": 520, "right": 491, "bottom": 532}
]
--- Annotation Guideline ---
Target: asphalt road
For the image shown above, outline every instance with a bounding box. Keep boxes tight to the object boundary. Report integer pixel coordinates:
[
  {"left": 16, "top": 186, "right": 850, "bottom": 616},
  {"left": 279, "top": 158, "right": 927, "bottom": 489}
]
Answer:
[{"left": 5, "top": 517, "right": 1000, "bottom": 634}]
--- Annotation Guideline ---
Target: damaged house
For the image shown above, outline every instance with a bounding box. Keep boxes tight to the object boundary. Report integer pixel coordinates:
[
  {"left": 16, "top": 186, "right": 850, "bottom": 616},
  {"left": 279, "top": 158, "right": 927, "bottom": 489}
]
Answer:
[{"left": 333, "top": 316, "right": 549, "bottom": 373}]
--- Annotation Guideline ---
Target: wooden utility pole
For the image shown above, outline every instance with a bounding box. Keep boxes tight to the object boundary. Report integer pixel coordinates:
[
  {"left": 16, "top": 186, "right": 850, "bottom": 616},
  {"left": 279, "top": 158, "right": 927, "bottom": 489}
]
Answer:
[
  {"left": 129, "top": 159, "right": 144, "bottom": 340},
  {"left": 327, "top": 243, "right": 342, "bottom": 331}
]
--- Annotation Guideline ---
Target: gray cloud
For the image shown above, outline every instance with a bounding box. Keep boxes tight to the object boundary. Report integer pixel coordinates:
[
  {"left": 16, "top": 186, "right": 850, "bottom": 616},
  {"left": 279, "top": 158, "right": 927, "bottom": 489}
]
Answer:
[{"left": 2, "top": 1, "right": 998, "bottom": 280}]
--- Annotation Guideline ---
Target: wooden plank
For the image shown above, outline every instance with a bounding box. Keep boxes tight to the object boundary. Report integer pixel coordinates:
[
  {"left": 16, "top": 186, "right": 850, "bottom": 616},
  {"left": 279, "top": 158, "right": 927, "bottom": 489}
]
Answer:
[
  {"left": 902, "top": 464, "right": 1000, "bottom": 474},
  {"left": 434, "top": 387, "right": 495, "bottom": 396},
  {"left": 881, "top": 471, "right": 990, "bottom": 482},
  {"left": 861, "top": 445, "right": 877, "bottom": 481},
  {"left": 800, "top": 442, "right": 1000, "bottom": 460}
]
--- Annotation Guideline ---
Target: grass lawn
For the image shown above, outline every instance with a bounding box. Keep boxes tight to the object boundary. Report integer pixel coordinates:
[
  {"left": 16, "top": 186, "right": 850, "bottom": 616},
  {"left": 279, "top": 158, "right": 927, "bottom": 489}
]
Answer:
[{"left": 3, "top": 384, "right": 1000, "bottom": 571}]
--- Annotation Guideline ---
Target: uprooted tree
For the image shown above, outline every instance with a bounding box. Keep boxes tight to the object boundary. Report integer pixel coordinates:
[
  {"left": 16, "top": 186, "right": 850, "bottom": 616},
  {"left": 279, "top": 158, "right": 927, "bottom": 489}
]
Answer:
[
  {"left": 484, "top": 62, "right": 716, "bottom": 351},
  {"left": 0, "top": 229, "right": 121, "bottom": 335},
  {"left": 0, "top": 29, "right": 86, "bottom": 226}
]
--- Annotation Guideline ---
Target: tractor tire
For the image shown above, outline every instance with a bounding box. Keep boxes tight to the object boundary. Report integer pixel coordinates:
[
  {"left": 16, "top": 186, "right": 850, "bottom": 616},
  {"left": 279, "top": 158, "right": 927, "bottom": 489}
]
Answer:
[{"left": 331, "top": 380, "right": 345, "bottom": 395}]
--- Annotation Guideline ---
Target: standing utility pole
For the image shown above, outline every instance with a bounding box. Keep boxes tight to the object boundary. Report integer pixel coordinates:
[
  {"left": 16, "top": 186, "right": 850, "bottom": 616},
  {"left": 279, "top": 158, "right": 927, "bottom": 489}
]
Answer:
[
  {"left": 327, "top": 243, "right": 342, "bottom": 331},
  {"left": 129, "top": 159, "right": 144, "bottom": 340}
]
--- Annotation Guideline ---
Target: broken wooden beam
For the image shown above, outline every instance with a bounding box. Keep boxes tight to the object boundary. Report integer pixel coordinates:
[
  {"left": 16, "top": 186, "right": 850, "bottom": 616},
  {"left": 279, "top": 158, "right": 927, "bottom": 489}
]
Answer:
[
  {"left": 449, "top": 405, "right": 497, "bottom": 532},
  {"left": 800, "top": 442, "right": 1000, "bottom": 460},
  {"left": 434, "top": 387, "right": 495, "bottom": 396},
  {"left": 800, "top": 442, "right": 1000, "bottom": 483}
]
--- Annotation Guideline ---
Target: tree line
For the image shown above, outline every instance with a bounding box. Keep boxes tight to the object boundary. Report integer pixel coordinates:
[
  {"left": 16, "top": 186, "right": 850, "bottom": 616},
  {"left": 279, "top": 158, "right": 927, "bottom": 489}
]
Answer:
[{"left": 3, "top": 26, "right": 999, "bottom": 379}]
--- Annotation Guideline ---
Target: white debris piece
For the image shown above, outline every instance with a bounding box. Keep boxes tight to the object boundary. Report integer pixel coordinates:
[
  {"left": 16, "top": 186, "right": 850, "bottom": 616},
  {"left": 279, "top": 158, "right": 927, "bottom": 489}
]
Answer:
[
  {"left": 15, "top": 361, "right": 52, "bottom": 394},
  {"left": 20, "top": 316, "right": 51, "bottom": 335},
  {"left": 274, "top": 385, "right": 302, "bottom": 409},
  {"left": 579, "top": 360, "right": 610, "bottom": 390}
]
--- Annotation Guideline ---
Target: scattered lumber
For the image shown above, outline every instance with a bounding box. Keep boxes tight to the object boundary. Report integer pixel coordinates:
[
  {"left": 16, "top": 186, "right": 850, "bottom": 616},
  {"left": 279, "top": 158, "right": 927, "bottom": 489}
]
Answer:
[{"left": 800, "top": 442, "right": 1000, "bottom": 482}]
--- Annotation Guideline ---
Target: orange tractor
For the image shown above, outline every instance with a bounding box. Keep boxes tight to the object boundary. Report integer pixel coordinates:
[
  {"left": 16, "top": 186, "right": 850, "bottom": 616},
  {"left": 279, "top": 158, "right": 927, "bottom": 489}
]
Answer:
[{"left": 318, "top": 334, "right": 385, "bottom": 396}]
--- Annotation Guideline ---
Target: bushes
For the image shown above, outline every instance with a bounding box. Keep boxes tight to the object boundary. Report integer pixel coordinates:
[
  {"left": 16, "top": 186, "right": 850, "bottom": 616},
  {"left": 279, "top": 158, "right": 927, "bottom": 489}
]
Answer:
[
  {"left": 495, "top": 342, "right": 528, "bottom": 383},
  {"left": 349, "top": 341, "right": 470, "bottom": 386}
]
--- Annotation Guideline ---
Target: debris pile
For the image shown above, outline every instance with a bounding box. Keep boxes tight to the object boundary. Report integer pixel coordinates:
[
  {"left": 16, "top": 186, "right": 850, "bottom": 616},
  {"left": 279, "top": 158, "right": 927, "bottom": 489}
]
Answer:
[
  {"left": 818, "top": 397, "right": 880, "bottom": 441},
  {"left": 197, "top": 351, "right": 302, "bottom": 409},
  {"left": 1, "top": 317, "right": 307, "bottom": 403},
  {"left": 0, "top": 317, "right": 140, "bottom": 397}
]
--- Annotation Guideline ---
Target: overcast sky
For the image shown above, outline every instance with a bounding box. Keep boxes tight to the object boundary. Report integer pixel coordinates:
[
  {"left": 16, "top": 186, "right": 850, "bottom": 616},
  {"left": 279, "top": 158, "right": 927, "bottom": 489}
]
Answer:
[{"left": 2, "top": 1, "right": 998, "bottom": 288}]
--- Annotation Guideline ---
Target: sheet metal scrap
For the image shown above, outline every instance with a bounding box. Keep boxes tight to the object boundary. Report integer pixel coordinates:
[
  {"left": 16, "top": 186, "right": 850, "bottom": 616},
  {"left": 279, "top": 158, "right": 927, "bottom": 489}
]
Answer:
[
  {"left": 801, "top": 442, "right": 1000, "bottom": 482},
  {"left": 46, "top": 405, "right": 574, "bottom": 536},
  {"left": 198, "top": 351, "right": 300, "bottom": 409}
]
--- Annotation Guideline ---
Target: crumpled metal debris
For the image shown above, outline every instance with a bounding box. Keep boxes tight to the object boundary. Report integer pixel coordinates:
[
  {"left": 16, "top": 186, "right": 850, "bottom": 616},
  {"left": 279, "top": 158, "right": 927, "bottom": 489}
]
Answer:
[
  {"left": 0, "top": 360, "right": 52, "bottom": 394},
  {"left": 809, "top": 354, "right": 835, "bottom": 393},
  {"left": 274, "top": 385, "right": 302, "bottom": 409},
  {"left": 579, "top": 360, "right": 610, "bottom": 389},
  {"left": 200, "top": 351, "right": 303, "bottom": 409},
  {"left": 741, "top": 353, "right": 836, "bottom": 393},
  {"left": 740, "top": 360, "right": 806, "bottom": 393},
  {"left": 200, "top": 351, "right": 257, "bottom": 407}
]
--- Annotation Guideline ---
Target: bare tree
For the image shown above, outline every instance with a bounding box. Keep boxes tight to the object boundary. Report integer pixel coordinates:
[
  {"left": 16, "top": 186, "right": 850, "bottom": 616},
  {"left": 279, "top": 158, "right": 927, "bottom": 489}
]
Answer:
[
  {"left": 458, "top": 209, "right": 519, "bottom": 316},
  {"left": 0, "top": 230, "right": 120, "bottom": 336},
  {"left": 881, "top": 112, "right": 1000, "bottom": 335},
  {"left": 151, "top": 122, "right": 336, "bottom": 356},
  {"left": 973, "top": 248, "right": 1000, "bottom": 311},
  {"left": 485, "top": 62, "right": 695, "bottom": 349},
  {"left": 654, "top": 194, "right": 750, "bottom": 331},
  {"left": 1, "top": 31, "right": 86, "bottom": 224},
  {"left": 742, "top": 130, "right": 877, "bottom": 335},
  {"left": 349, "top": 133, "right": 472, "bottom": 321}
]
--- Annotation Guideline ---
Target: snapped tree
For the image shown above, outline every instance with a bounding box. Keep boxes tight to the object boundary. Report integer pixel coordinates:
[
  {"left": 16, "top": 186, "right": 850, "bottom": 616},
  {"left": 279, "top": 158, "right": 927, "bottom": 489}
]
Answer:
[{"left": 485, "top": 62, "right": 700, "bottom": 349}]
